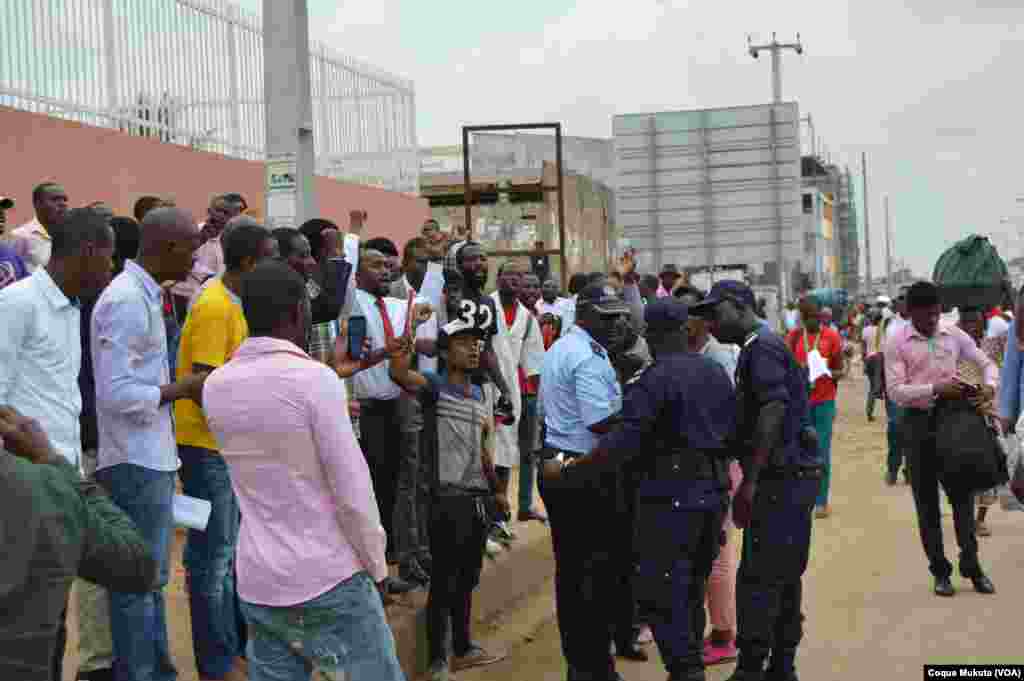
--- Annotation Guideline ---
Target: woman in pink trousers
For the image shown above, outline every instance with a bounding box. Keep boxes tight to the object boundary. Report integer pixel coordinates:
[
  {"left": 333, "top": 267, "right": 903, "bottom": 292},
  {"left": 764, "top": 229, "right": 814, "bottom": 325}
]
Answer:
[{"left": 704, "top": 460, "right": 742, "bottom": 665}]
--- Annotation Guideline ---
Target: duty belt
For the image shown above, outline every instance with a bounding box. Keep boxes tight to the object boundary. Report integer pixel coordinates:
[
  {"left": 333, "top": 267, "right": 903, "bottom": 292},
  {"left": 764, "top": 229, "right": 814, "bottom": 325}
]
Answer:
[
  {"left": 647, "top": 450, "right": 723, "bottom": 480},
  {"left": 758, "top": 464, "right": 824, "bottom": 481}
]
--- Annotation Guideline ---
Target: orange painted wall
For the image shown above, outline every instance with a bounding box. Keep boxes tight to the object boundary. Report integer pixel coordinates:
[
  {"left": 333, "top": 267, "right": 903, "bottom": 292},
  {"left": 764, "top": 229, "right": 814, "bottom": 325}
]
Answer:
[{"left": 0, "top": 106, "right": 427, "bottom": 247}]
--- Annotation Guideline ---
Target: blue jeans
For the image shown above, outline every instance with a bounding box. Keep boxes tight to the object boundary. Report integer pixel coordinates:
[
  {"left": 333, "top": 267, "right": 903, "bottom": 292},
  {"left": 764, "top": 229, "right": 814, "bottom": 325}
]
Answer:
[
  {"left": 241, "top": 572, "right": 405, "bottom": 681},
  {"left": 95, "top": 464, "right": 177, "bottom": 681},
  {"left": 886, "top": 399, "right": 905, "bottom": 475},
  {"left": 178, "top": 445, "right": 242, "bottom": 679},
  {"left": 810, "top": 400, "right": 836, "bottom": 507}
]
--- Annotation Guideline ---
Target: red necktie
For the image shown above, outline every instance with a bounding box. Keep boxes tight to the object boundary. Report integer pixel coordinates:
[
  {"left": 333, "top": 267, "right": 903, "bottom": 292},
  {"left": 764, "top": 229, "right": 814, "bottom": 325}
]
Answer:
[{"left": 376, "top": 297, "right": 395, "bottom": 340}]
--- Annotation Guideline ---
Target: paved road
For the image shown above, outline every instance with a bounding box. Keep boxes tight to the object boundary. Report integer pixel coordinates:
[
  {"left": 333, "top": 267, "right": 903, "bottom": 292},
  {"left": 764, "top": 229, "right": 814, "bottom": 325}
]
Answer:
[{"left": 458, "top": 376, "right": 1024, "bottom": 681}]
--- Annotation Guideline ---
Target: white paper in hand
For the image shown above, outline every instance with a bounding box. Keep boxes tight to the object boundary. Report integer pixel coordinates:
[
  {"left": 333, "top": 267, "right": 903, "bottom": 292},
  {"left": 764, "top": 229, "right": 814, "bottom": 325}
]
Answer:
[
  {"left": 807, "top": 349, "right": 832, "bottom": 384},
  {"left": 173, "top": 494, "right": 212, "bottom": 531}
]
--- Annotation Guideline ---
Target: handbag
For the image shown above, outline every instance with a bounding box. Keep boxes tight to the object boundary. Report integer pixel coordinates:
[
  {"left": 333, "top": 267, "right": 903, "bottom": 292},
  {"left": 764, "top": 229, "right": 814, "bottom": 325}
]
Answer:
[
  {"left": 933, "top": 399, "right": 1009, "bottom": 493},
  {"left": 998, "top": 434, "right": 1024, "bottom": 511}
]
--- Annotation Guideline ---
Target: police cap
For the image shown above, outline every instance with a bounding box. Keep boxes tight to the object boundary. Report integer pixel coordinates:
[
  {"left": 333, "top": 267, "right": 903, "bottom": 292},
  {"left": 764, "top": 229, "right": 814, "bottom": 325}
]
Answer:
[
  {"left": 689, "top": 279, "right": 756, "bottom": 318},
  {"left": 644, "top": 297, "right": 688, "bottom": 332},
  {"left": 576, "top": 283, "right": 630, "bottom": 316}
]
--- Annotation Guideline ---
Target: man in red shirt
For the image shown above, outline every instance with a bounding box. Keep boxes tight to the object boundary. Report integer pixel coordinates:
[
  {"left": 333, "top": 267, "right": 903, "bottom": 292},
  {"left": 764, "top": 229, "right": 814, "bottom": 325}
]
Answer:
[{"left": 787, "top": 296, "right": 845, "bottom": 519}]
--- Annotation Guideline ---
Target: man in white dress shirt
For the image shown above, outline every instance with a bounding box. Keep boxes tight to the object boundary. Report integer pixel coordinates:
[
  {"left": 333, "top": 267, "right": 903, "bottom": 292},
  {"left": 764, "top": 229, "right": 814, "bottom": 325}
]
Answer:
[
  {"left": 10, "top": 182, "right": 69, "bottom": 272},
  {"left": 92, "top": 207, "right": 208, "bottom": 681},
  {"left": 0, "top": 207, "right": 115, "bottom": 681},
  {"left": 352, "top": 248, "right": 418, "bottom": 595}
]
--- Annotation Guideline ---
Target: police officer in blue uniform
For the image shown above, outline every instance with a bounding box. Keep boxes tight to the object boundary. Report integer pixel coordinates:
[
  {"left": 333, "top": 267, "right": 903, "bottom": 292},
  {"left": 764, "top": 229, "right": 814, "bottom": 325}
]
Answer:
[
  {"left": 544, "top": 297, "right": 738, "bottom": 681},
  {"left": 538, "top": 284, "right": 631, "bottom": 681},
  {"left": 690, "top": 281, "right": 820, "bottom": 681}
]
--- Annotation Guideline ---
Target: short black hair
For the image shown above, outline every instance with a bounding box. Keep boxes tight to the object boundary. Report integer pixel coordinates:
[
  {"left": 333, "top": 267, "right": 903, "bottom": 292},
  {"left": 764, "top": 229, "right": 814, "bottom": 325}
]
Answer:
[
  {"left": 225, "top": 223, "right": 272, "bottom": 271},
  {"left": 109, "top": 216, "right": 140, "bottom": 263},
  {"left": 640, "top": 274, "right": 660, "bottom": 291},
  {"left": 242, "top": 260, "right": 307, "bottom": 337},
  {"left": 222, "top": 192, "right": 248, "bottom": 211},
  {"left": 299, "top": 219, "right": 338, "bottom": 261},
  {"left": 568, "top": 273, "right": 588, "bottom": 295},
  {"left": 959, "top": 306, "right": 985, "bottom": 323},
  {"left": 272, "top": 227, "right": 303, "bottom": 260},
  {"left": 454, "top": 240, "right": 482, "bottom": 269},
  {"left": 905, "top": 281, "right": 940, "bottom": 310},
  {"left": 587, "top": 271, "right": 606, "bottom": 284},
  {"left": 32, "top": 181, "right": 63, "bottom": 204},
  {"left": 364, "top": 237, "right": 398, "bottom": 258},
  {"left": 444, "top": 269, "right": 465, "bottom": 292},
  {"left": 403, "top": 237, "right": 428, "bottom": 262},
  {"left": 133, "top": 196, "right": 164, "bottom": 223},
  {"left": 49, "top": 207, "right": 114, "bottom": 258},
  {"left": 673, "top": 285, "right": 705, "bottom": 302}
]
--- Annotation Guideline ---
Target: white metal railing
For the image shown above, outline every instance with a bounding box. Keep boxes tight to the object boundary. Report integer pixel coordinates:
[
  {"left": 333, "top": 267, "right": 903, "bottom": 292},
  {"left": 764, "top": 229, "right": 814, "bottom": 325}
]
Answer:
[{"left": 0, "top": 0, "right": 419, "bottom": 194}]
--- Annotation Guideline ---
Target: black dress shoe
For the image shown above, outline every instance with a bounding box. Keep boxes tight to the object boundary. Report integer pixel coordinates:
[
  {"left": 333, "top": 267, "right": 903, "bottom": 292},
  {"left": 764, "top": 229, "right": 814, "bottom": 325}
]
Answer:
[
  {"left": 934, "top": 576, "right": 955, "bottom": 597},
  {"left": 615, "top": 638, "right": 649, "bottom": 661},
  {"left": 77, "top": 670, "right": 115, "bottom": 681},
  {"left": 971, "top": 575, "right": 995, "bottom": 594},
  {"left": 885, "top": 471, "right": 897, "bottom": 486},
  {"left": 725, "top": 670, "right": 765, "bottom": 681}
]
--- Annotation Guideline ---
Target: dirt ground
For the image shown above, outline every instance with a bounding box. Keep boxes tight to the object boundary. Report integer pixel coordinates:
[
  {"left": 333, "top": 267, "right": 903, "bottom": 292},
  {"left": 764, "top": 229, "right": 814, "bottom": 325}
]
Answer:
[
  {"left": 457, "top": 374, "right": 1024, "bottom": 681},
  {"left": 63, "top": 373, "right": 1024, "bottom": 680}
]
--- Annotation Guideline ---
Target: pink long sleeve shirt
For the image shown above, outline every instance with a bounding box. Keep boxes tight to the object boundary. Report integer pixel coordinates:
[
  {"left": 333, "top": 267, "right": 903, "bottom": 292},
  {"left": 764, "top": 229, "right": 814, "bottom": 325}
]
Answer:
[
  {"left": 203, "top": 336, "right": 387, "bottom": 607},
  {"left": 884, "top": 321, "right": 997, "bottom": 410}
]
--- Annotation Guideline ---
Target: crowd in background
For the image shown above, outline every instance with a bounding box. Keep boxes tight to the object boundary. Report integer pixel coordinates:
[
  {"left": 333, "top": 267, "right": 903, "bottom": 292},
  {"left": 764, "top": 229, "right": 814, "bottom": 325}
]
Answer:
[{"left": 2, "top": 180, "right": 1023, "bottom": 681}]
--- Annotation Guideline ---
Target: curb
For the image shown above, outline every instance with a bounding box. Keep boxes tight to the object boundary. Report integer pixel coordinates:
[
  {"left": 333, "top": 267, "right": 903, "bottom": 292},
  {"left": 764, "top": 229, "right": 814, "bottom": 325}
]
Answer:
[{"left": 386, "top": 519, "right": 555, "bottom": 679}]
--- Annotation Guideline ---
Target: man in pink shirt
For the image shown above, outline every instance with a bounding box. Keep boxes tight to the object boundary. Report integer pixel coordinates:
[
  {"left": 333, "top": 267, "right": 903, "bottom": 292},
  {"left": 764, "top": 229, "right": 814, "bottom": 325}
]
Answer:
[
  {"left": 203, "top": 260, "right": 404, "bottom": 681},
  {"left": 884, "top": 281, "right": 997, "bottom": 598}
]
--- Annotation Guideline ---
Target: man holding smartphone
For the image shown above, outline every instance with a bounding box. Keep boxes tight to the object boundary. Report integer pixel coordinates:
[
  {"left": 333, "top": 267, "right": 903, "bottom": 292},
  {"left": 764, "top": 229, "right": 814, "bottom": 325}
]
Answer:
[{"left": 885, "top": 282, "right": 997, "bottom": 597}]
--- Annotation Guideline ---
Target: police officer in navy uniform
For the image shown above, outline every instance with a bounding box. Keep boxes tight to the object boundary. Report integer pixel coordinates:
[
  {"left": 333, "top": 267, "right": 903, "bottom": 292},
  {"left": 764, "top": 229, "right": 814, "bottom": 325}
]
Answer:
[
  {"left": 690, "top": 281, "right": 820, "bottom": 681},
  {"left": 538, "top": 283, "right": 632, "bottom": 681},
  {"left": 544, "top": 297, "right": 738, "bottom": 681}
]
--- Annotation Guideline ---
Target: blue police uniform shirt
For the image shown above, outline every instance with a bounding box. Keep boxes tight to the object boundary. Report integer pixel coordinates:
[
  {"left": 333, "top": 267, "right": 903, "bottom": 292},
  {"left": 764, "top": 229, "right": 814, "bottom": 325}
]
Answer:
[
  {"left": 540, "top": 325, "right": 621, "bottom": 454},
  {"left": 735, "top": 326, "right": 815, "bottom": 466},
  {"left": 600, "top": 352, "right": 736, "bottom": 456}
]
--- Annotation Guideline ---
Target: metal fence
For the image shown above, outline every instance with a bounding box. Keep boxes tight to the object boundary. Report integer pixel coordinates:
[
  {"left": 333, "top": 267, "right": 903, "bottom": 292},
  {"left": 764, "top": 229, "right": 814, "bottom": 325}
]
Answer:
[{"left": 0, "top": 0, "right": 419, "bottom": 194}]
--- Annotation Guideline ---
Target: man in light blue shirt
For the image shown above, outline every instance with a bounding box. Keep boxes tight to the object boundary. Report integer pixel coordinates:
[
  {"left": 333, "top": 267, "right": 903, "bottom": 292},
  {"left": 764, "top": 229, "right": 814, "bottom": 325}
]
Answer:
[
  {"left": 538, "top": 283, "right": 630, "bottom": 681},
  {"left": 92, "top": 207, "right": 206, "bottom": 681}
]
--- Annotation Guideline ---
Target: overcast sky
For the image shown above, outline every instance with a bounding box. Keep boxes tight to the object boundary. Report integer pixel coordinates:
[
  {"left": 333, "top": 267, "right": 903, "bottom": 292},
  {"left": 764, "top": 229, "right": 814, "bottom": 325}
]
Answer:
[{"left": 240, "top": 0, "right": 1024, "bottom": 278}]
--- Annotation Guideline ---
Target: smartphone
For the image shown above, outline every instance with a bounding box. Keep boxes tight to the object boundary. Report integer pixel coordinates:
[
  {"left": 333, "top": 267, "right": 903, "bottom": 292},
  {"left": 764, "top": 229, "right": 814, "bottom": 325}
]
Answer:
[{"left": 348, "top": 315, "right": 367, "bottom": 361}]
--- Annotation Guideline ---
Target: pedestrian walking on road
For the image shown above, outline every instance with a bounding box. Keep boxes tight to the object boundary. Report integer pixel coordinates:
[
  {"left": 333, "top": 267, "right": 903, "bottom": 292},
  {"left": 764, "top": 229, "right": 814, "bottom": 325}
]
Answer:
[
  {"left": 884, "top": 282, "right": 997, "bottom": 597},
  {"left": 691, "top": 280, "right": 821, "bottom": 681},
  {"left": 786, "top": 296, "right": 845, "bottom": 519},
  {"left": 538, "top": 284, "right": 631, "bottom": 681},
  {"left": 544, "top": 298, "right": 737, "bottom": 681}
]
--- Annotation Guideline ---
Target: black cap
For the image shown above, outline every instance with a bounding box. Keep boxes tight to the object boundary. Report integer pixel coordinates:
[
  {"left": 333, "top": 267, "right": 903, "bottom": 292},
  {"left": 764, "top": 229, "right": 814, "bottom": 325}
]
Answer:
[
  {"left": 689, "top": 280, "right": 756, "bottom": 318},
  {"left": 644, "top": 298, "right": 689, "bottom": 331},
  {"left": 659, "top": 263, "right": 681, "bottom": 276},
  {"left": 577, "top": 283, "right": 630, "bottom": 316}
]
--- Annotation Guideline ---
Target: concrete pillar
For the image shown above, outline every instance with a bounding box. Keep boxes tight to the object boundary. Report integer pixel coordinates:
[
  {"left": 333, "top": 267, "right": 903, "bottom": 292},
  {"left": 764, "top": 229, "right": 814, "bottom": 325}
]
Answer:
[{"left": 263, "top": 0, "right": 316, "bottom": 229}]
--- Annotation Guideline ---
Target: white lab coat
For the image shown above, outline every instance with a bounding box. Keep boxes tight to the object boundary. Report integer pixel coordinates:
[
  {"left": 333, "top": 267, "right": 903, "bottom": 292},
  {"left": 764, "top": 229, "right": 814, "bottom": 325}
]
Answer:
[{"left": 488, "top": 292, "right": 546, "bottom": 468}]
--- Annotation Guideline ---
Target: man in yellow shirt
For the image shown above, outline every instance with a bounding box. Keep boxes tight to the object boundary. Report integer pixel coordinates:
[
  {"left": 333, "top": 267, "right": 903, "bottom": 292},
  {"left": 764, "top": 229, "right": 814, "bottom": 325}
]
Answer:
[{"left": 175, "top": 217, "right": 277, "bottom": 681}]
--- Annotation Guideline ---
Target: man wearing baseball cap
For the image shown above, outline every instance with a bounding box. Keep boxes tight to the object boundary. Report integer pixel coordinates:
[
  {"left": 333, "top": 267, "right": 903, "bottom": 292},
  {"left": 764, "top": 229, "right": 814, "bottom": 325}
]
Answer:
[
  {"left": 544, "top": 297, "right": 737, "bottom": 681},
  {"left": 691, "top": 280, "right": 819, "bottom": 681},
  {"left": 537, "top": 283, "right": 632, "bottom": 681}
]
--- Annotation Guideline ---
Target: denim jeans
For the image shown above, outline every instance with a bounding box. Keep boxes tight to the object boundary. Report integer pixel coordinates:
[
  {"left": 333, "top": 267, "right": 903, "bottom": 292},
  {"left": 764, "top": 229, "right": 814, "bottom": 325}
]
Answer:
[
  {"left": 95, "top": 464, "right": 176, "bottom": 681},
  {"left": 886, "top": 399, "right": 905, "bottom": 475},
  {"left": 178, "top": 445, "right": 242, "bottom": 679},
  {"left": 810, "top": 400, "right": 837, "bottom": 506},
  {"left": 241, "top": 571, "right": 405, "bottom": 681}
]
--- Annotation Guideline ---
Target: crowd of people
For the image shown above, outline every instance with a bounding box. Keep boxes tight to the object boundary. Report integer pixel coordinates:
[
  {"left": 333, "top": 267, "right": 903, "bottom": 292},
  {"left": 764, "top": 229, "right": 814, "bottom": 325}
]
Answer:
[{"left": 1, "top": 181, "right": 1022, "bottom": 681}]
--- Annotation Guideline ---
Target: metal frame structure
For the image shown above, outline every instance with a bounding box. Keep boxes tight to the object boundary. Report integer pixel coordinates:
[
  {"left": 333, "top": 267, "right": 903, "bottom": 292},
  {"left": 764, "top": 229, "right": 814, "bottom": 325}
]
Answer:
[
  {"left": 461, "top": 123, "right": 567, "bottom": 289},
  {"left": 0, "top": 0, "right": 418, "bottom": 194}
]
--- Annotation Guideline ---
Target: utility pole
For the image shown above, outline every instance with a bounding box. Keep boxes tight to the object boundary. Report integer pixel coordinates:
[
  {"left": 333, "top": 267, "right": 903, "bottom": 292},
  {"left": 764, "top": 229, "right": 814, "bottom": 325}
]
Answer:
[
  {"left": 748, "top": 32, "right": 804, "bottom": 103},
  {"left": 263, "top": 0, "right": 316, "bottom": 229},
  {"left": 862, "top": 152, "right": 873, "bottom": 296},
  {"left": 884, "top": 194, "right": 894, "bottom": 297}
]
